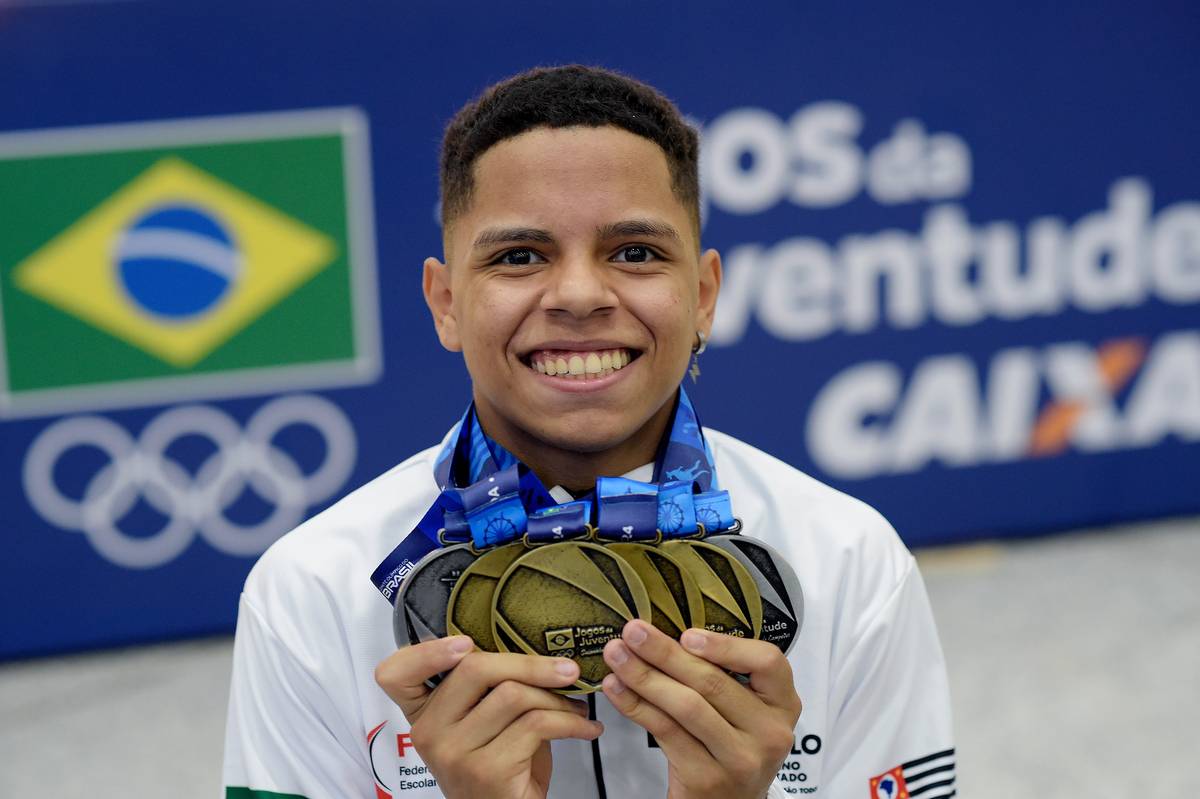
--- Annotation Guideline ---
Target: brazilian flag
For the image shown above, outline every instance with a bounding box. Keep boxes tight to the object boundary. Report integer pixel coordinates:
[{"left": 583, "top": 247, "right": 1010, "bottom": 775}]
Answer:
[{"left": 0, "top": 108, "right": 378, "bottom": 416}]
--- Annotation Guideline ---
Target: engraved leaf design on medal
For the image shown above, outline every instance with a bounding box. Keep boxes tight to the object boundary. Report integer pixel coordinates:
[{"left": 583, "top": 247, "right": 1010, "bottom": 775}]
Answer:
[
  {"left": 607, "top": 542, "right": 704, "bottom": 639},
  {"left": 394, "top": 543, "right": 480, "bottom": 688},
  {"left": 708, "top": 534, "right": 804, "bottom": 656},
  {"left": 446, "top": 543, "right": 526, "bottom": 652},
  {"left": 661, "top": 540, "right": 763, "bottom": 640},
  {"left": 492, "top": 542, "right": 651, "bottom": 692},
  {"left": 395, "top": 544, "right": 477, "bottom": 645}
]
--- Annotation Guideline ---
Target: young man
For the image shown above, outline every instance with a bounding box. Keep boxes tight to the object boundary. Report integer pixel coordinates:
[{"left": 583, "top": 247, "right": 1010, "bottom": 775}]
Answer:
[{"left": 224, "top": 66, "right": 955, "bottom": 799}]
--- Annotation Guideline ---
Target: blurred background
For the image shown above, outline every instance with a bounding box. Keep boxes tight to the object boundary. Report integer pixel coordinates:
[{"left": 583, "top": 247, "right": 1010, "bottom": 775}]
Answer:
[{"left": 0, "top": 0, "right": 1197, "bottom": 796}]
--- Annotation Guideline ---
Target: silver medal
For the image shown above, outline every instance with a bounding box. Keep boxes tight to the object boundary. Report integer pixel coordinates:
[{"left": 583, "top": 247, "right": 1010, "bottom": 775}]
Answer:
[
  {"left": 392, "top": 543, "right": 478, "bottom": 687},
  {"left": 707, "top": 533, "right": 804, "bottom": 655}
]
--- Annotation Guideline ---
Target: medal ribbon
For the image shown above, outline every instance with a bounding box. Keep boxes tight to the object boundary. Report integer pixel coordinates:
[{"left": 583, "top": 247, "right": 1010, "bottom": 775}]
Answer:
[{"left": 371, "top": 388, "right": 734, "bottom": 599}]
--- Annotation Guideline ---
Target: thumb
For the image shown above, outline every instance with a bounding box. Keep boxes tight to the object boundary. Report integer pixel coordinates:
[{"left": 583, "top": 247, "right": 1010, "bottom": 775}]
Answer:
[{"left": 375, "top": 636, "right": 474, "bottom": 719}]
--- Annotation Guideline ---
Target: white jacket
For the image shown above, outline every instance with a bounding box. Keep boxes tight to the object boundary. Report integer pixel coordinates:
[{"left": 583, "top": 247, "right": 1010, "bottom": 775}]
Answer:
[{"left": 223, "top": 427, "right": 956, "bottom": 799}]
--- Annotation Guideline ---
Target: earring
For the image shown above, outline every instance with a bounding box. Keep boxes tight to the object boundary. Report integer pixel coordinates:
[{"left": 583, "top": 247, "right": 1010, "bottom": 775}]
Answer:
[{"left": 689, "top": 331, "right": 706, "bottom": 383}]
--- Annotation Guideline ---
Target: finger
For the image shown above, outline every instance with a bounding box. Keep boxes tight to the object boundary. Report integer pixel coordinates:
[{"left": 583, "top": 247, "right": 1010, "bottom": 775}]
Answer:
[
  {"left": 484, "top": 705, "right": 604, "bottom": 766},
  {"left": 472, "top": 678, "right": 591, "bottom": 726},
  {"left": 604, "top": 639, "right": 798, "bottom": 797},
  {"left": 600, "top": 668, "right": 712, "bottom": 764},
  {"left": 428, "top": 651, "right": 583, "bottom": 722},
  {"left": 617, "top": 621, "right": 758, "bottom": 728},
  {"left": 462, "top": 678, "right": 593, "bottom": 749},
  {"left": 603, "top": 636, "right": 734, "bottom": 751},
  {"left": 374, "top": 636, "right": 474, "bottom": 717},
  {"left": 679, "top": 628, "right": 802, "bottom": 714}
]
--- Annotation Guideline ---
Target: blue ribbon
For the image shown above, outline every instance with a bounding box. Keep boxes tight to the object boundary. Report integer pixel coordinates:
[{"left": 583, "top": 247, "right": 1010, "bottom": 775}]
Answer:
[
  {"left": 693, "top": 490, "right": 735, "bottom": 533},
  {"left": 657, "top": 480, "right": 700, "bottom": 538},
  {"left": 372, "top": 388, "right": 733, "bottom": 598},
  {"left": 596, "top": 477, "right": 660, "bottom": 541},
  {"left": 526, "top": 501, "right": 591, "bottom": 544},
  {"left": 460, "top": 464, "right": 528, "bottom": 548}
]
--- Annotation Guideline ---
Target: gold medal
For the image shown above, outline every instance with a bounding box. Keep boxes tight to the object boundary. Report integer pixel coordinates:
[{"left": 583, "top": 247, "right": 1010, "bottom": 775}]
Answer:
[
  {"left": 492, "top": 541, "right": 651, "bottom": 693},
  {"left": 606, "top": 542, "right": 704, "bottom": 639},
  {"left": 445, "top": 543, "right": 527, "bottom": 652},
  {"left": 659, "top": 540, "right": 763, "bottom": 640}
]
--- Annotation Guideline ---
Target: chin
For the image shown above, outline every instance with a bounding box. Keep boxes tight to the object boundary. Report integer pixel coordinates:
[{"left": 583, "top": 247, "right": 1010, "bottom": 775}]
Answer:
[{"left": 539, "top": 427, "right": 632, "bottom": 455}]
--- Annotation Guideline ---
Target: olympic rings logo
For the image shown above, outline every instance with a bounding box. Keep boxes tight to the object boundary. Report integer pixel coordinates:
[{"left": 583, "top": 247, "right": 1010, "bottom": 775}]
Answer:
[{"left": 23, "top": 394, "right": 357, "bottom": 569}]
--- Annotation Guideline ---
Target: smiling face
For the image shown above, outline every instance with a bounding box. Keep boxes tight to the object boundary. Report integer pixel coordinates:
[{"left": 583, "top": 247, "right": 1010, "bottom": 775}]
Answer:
[{"left": 424, "top": 125, "right": 721, "bottom": 489}]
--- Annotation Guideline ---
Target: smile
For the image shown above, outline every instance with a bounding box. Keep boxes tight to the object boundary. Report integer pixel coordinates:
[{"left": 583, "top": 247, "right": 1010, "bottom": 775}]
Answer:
[{"left": 526, "top": 348, "right": 636, "bottom": 380}]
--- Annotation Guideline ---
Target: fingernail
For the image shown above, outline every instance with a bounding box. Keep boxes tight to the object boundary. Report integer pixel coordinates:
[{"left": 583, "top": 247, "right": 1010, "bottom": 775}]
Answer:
[
  {"left": 608, "top": 676, "right": 625, "bottom": 694},
  {"left": 448, "top": 636, "right": 474, "bottom": 655},
  {"left": 610, "top": 641, "right": 628, "bottom": 665},
  {"left": 626, "top": 624, "right": 647, "bottom": 646},
  {"left": 681, "top": 629, "right": 706, "bottom": 652},
  {"left": 555, "top": 659, "right": 577, "bottom": 676}
]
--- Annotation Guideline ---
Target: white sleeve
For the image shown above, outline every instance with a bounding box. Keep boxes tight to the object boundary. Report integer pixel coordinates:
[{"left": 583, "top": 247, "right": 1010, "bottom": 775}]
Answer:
[
  {"left": 222, "top": 593, "right": 374, "bottom": 799},
  {"left": 819, "top": 557, "right": 956, "bottom": 797}
]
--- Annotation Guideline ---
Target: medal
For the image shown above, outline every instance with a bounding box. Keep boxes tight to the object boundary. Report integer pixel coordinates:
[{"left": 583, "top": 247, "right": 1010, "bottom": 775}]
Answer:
[
  {"left": 446, "top": 543, "right": 527, "bottom": 652},
  {"left": 659, "top": 540, "right": 762, "bottom": 640},
  {"left": 392, "top": 543, "right": 478, "bottom": 687},
  {"left": 707, "top": 534, "right": 804, "bottom": 655},
  {"left": 492, "top": 541, "right": 651, "bottom": 693},
  {"left": 393, "top": 543, "right": 478, "bottom": 648},
  {"left": 606, "top": 542, "right": 704, "bottom": 639}
]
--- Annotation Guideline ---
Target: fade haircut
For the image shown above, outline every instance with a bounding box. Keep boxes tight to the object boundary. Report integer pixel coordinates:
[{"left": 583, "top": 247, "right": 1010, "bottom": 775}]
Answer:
[{"left": 440, "top": 65, "right": 701, "bottom": 242}]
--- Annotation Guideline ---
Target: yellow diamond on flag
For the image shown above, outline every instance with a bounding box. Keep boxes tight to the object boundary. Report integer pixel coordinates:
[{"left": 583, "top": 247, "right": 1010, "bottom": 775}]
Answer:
[{"left": 13, "top": 156, "right": 338, "bottom": 368}]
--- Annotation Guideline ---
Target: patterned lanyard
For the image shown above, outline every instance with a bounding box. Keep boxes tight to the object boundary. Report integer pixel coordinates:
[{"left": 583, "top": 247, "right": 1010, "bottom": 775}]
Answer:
[{"left": 371, "top": 388, "right": 734, "bottom": 600}]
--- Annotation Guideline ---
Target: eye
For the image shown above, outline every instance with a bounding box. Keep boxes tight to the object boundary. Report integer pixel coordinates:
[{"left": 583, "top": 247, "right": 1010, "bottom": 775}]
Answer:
[
  {"left": 494, "top": 248, "right": 546, "bottom": 266},
  {"left": 612, "top": 245, "right": 661, "bottom": 264}
]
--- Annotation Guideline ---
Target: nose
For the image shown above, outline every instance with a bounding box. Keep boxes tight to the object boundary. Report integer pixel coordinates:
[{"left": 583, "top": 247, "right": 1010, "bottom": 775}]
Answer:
[{"left": 541, "top": 252, "right": 616, "bottom": 318}]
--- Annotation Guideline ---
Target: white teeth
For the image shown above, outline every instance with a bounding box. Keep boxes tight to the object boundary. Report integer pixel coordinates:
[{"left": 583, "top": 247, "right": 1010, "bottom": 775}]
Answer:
[{"left": 532, "top": 349, "right": 632, "bottom": 378}]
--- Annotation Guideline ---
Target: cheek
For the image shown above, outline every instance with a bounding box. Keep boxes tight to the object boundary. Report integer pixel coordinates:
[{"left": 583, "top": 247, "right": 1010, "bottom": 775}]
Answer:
[
  {"left": 458, "top": 290, "right": 517, "bottom": 341},
  {"left": 638, "top": 287, "right": 696, "bottom": 339}
]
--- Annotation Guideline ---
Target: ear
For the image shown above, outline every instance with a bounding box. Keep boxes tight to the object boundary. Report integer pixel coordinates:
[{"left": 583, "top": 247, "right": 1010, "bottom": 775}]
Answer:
[
  {"left": 695, "top": 248, "right": 722, "bottom": 338},
  {"left": 423, "top": 257, "right": 462, "bottom": 352}
]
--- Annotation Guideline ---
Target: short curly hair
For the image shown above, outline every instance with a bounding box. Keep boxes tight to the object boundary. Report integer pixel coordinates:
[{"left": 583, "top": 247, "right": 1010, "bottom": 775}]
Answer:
[{"left": 440, "top": 65, "right": 700, "bottom": 240}]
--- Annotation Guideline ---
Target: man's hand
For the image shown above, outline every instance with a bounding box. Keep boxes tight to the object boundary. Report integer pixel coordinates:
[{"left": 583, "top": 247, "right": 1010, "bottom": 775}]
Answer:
[
  {"left": 601, "top": 621, "right": 802, "bottom": 799},
  {"left": 375, "top": 637, "right": 604, "bottom": 799}
]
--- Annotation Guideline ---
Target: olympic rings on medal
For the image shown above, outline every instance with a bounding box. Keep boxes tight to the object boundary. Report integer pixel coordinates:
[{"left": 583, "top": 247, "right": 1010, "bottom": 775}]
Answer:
[{"left": 22, "top": 394, "right": 357, "bottom": 569}]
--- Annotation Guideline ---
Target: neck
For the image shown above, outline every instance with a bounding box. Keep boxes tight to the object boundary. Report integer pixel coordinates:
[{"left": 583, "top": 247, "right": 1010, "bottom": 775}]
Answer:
[
  {"left": 475, "top": 395, "right": 676, "bottom": 493},
  {"left": 518, "top": 446, "right": 656, "bottom": 494}
]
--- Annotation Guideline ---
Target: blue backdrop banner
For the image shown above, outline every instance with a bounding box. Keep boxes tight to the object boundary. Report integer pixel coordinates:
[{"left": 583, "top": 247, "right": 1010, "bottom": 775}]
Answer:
[{"left": 1, "top": 0, "right": 1197, "bottom": 658}]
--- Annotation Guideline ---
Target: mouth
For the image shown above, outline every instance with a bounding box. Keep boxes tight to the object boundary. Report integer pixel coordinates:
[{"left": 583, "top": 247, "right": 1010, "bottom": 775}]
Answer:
[{"left": 524, "top": 347, "right": 638, "bottom": 380}]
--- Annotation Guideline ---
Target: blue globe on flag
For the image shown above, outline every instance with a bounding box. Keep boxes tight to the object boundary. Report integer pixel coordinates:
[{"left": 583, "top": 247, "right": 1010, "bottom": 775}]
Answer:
[{"left": 116, "top": 204, "right": 239, "bottom": 320}]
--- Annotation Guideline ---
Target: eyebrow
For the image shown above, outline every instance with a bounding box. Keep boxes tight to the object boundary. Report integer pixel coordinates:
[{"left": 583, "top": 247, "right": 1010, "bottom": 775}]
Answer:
[
  {"left": 597, "top": 219, "right": 684, "bottom": 245},
  {"left": 471, "top": 219, "right": 685, "bottom": 251},
  {"left": 472, "top": 226, "right": 556, "bottom": 250}
]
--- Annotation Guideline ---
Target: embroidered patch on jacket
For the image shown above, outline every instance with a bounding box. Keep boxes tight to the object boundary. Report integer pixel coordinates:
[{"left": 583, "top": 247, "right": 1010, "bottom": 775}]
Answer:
[
  {"left": 869, "top": 748, "right": 956, "bottom": 799},
  {"left": 869, "top": 766, "right": 908, "bottom": 799}
]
